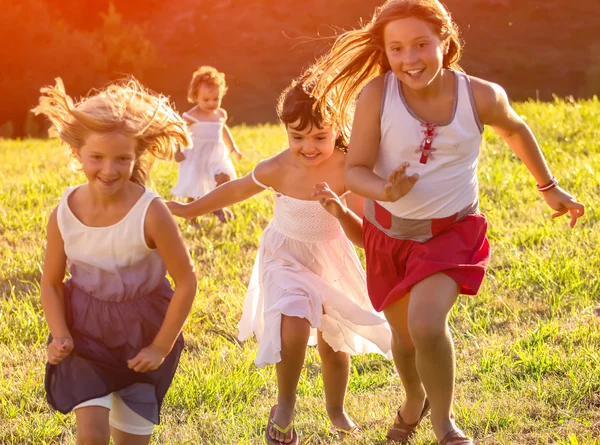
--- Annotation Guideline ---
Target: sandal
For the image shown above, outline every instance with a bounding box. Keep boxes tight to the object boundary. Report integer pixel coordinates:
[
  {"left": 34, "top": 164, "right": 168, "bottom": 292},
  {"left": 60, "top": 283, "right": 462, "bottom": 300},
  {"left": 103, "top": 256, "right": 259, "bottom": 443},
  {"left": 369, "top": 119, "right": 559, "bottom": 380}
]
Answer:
[
  {"left": 386, "top": 398, "right": 430, "bottom": 443},
  {"left": 329, "top": 424, "right": 362, "bottom": 439},
  {"left": 440, "top": 430, "right": 473, "bottom": 445},
  {"left": 266, "top": 405, "right": 298, "bottom": 445}
]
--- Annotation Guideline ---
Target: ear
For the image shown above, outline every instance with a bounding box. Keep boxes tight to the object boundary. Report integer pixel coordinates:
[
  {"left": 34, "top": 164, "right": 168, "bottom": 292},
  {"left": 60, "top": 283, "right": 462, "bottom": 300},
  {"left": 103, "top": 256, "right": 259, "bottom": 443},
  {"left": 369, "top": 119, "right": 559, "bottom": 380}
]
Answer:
[{"left": 73, "top": 147, "right": 83, "bottom": 163}]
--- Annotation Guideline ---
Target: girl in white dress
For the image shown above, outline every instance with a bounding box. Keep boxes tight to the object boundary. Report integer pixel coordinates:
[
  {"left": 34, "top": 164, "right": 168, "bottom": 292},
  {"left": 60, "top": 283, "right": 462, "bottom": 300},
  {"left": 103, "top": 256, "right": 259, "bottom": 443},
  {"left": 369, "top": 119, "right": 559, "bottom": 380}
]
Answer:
[
  {"left": 167, "top": 73, "right": 392, "bottom": 444},
  {"left": 172, "top": 66, "right": 243, "bottom": 223}
]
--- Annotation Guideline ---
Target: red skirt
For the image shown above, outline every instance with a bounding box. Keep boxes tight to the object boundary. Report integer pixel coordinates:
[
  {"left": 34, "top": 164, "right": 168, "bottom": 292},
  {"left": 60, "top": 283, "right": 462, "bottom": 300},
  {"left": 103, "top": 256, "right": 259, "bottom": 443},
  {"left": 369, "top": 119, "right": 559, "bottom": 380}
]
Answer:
[{"left": 363, "top": 213, "right": 491, "bottom": 312}]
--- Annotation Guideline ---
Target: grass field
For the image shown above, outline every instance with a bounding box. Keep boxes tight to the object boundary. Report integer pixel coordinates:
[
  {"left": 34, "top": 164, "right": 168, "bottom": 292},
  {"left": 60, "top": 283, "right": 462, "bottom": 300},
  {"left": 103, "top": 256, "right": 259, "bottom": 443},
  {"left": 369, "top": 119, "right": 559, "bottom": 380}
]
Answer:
[{"left": 0, "top": 98, "right": 599, "bottom": 444}]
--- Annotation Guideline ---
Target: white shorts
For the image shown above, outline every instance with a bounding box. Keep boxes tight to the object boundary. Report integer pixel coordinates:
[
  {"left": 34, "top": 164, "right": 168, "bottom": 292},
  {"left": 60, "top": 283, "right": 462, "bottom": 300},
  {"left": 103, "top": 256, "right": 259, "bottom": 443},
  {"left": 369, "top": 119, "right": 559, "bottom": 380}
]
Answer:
[{"left": 74, "top": 392, "right": 154, "bottom": 435}]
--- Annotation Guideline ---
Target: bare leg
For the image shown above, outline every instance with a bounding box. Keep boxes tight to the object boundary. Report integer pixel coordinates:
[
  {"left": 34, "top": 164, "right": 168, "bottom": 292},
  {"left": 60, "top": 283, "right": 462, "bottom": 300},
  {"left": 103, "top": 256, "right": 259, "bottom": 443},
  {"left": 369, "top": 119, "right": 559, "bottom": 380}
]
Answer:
[
  {"left": 75, "top": 406, "right": 110, "bottom": 445},
  {"left": 269, "top": 315, "right": 310, "bottom": 443},
  {"left": 317, "top": 330, "right": 355, "bottom": 433},
  {"left": 111, "top": 428, "right": 151, "bottom": 445},
  {"left": 213, "top": 173, "right": 233, "bottom": 222},
  {"left": 383, "top": 295, "right": 428, "bottom": 426},
  {"left": 408, "top": 273, "right": 463, "bottom": 440}
]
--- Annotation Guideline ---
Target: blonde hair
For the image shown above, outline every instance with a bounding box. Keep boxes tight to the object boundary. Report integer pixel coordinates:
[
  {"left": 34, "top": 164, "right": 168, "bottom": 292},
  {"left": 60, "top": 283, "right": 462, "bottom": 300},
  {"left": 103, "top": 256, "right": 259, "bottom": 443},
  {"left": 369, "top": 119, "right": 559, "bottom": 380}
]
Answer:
[
  {"left": 187, "top": 66, "right": 228, "bottom": 103},
  {"left": 33, "top": 77, "right": 191, "bottom": 185},
  {"left": 309, "top": 0, "right": 463, "bottom": 131},
  {"left": 277, "top": 70, "right": 351, "bottom": 152}
]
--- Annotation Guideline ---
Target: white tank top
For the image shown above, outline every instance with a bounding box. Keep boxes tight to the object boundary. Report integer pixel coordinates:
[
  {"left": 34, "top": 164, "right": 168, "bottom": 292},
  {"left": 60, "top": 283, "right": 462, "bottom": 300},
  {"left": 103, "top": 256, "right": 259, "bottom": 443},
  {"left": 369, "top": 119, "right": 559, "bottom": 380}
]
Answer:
[
  {"left": 374, "top": 70, "right": 484, "bottom": 219},
  {"left": 56, "top": 186, "right": 167, "bottom": 301}
]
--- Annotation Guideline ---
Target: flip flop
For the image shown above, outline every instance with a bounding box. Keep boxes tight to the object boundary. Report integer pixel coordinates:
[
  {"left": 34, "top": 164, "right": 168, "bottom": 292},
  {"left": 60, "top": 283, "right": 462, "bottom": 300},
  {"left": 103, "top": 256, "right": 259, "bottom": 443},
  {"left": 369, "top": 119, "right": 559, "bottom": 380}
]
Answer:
[
  {"left": 440, "top": 430, "right": 473, "bottom": 445},
  {"left": 330, "top": 424, "right": 362, "bottom": 439},
  {"left": 386, "top": 398, "right": 430, "bottom": 443},
  {"left": 266, "top": 405, "right": 298, "bottom": 445}
]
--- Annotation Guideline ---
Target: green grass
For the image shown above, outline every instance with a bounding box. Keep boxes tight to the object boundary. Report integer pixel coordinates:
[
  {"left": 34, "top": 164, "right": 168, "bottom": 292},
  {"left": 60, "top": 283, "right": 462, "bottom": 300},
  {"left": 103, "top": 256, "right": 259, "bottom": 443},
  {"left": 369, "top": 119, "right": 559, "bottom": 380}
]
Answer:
[{"left": 1, "top": 99, "right": 599, "bottom": 444}]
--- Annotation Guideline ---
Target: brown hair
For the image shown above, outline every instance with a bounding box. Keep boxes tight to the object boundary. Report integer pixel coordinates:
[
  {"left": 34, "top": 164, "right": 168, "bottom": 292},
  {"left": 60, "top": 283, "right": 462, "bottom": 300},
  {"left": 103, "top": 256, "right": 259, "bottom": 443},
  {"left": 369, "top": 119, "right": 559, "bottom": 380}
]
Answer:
[
  {"left": 277, "top": 70, "right": 350, "bottom": 152},
  {"left": 187, "top": 66, "right": 228, "bottom": 103},
  {"left": 309, "top": 0, "right": 463, "bottom": 131},
  {"left": 33, "top": 77, "right": 191, "bottom": 185}
]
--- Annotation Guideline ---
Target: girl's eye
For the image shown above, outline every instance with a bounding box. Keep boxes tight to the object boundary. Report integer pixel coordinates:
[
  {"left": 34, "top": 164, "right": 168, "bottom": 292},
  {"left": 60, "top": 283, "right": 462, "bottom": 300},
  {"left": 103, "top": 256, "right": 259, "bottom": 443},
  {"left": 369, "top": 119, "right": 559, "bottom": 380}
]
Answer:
[
  {"left": 417, "top": 42, "right": 428, "bottom": 49},
  {"left": 118, "top": 157, "right": 131, "bottom": 162},
  {"left": 391, "top": 47, "right": 402, "bottom": 52},
  {"left": 293, "top": 136, "right": 303, "bottom": 140},
  {"left": 316, "top": 137, "right": 326, "bottom": 141},
  {"left": 91, "top": 155, "right": 101, "bottom": 160}
]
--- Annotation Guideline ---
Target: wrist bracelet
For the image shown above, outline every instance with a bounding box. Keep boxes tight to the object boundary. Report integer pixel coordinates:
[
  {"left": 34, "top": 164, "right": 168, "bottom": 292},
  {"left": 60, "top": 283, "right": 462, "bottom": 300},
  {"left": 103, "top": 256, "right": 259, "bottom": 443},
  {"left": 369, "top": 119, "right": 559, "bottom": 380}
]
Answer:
[{"left": 537, "top": 176, "right": 558, "bottom": 192}]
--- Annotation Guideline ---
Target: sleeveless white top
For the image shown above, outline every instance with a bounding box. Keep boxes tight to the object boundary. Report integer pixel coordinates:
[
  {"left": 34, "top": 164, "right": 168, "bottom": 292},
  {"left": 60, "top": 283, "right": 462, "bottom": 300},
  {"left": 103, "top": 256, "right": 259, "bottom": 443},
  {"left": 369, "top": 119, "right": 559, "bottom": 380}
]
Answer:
[
  {"left": 56, "top": 186, "right": 166, "bottom": 301},
  {"left": 375, "top": 70, "right": 484, "bottom": 219}
]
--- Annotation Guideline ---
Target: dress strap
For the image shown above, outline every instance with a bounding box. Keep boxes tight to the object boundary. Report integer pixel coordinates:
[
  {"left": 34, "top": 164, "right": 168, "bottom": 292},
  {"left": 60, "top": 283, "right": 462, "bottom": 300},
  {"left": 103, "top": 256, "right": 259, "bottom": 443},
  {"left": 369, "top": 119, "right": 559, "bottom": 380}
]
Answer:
[
  {"left": 340, "top": 190, "right": 352, "bottom": 199},
  {"left": 251, "top": 170, "right": 276, "bottom": 192}
]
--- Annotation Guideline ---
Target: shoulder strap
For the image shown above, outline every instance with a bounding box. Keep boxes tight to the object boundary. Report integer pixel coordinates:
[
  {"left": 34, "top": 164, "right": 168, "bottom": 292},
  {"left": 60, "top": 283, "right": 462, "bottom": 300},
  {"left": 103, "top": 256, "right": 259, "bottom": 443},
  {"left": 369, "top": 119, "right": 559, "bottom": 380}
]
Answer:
[
  {"left": 456, "top": 72, "right": 484, "bottom": 134},
  {"left": 251, "top": 170, "right": 274, "bottom": 192}
]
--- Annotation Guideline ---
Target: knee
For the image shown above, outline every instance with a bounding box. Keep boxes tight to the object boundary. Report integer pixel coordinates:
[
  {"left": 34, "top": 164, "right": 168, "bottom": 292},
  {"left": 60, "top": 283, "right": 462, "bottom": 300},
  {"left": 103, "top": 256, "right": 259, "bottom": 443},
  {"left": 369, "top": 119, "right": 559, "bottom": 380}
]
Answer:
[
  {"left": 391, "top": 330, "right": 416, "bottom": 357},
  {"left": 214, "top": 173, "right": 231, "bottom": 185},
  {"left": 318, "top": 342, "right": 348, "bottom": 366},
  {"left": 407, "top": 313, "right": 447, "bottom": 347}
]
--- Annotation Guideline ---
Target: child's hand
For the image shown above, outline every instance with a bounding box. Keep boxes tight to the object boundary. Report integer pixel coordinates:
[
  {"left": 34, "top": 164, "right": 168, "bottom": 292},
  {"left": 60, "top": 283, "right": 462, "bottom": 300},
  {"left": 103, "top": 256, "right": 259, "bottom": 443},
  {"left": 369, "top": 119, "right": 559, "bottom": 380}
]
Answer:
[
  {"left": 166, "top": 200, "right": 187, "bottom": 218},
  {"left": 48, "top": 336, "right": 74, "bottom": 365},
  {"left": 127, "top": 344, "right": 166, "bottom": 373},
  {"left": 383, "top": 162, "right": 419, "bottom": 202},
  {"left": 312, "top": 182, "right": 346, "bottom": 219},
  {"left": 542, "top": 186, "right": 584, "bottom": 228},
  {"left": 174, "top": 150, "right": 186, "bottom": 163}
]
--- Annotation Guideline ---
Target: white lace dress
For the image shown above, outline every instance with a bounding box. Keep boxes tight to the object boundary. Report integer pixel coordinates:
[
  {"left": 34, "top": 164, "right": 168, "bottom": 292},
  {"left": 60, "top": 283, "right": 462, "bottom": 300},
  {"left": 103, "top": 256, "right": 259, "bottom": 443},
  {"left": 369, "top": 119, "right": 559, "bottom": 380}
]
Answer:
[
  {"left": 238, "top": 172, "right": 392, "bottom": 368},
  {"left": 171, "top": 109, "right": 236, "bottom": 199}
]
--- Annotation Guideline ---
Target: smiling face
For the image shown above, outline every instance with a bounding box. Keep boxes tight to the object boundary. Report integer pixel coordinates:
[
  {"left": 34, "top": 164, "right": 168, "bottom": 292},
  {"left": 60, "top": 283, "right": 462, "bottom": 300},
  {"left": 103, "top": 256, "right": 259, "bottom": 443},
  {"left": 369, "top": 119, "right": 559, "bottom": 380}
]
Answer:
[
  {"left": 286, "top": 120, "right": 338, "bottom": 167},
  {"left": 78, "top": 131, "right": 137, "bottom": 195},
  {"left": 383, "top": 16, "right": 448, "bottom": 91},
  {"left": 195, "top": 83, "right": 222, "bottom": 113}
]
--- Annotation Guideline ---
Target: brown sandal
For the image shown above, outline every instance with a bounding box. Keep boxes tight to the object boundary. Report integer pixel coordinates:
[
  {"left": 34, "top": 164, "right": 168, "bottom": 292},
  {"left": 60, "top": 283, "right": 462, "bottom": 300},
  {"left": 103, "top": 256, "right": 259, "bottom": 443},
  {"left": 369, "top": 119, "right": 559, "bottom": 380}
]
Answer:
[
  {"left": 440, "top": 430, "right": 473, "bottom": 445},
  {"left": 386, "top": 398, "right": 430, "bottom": 443}
]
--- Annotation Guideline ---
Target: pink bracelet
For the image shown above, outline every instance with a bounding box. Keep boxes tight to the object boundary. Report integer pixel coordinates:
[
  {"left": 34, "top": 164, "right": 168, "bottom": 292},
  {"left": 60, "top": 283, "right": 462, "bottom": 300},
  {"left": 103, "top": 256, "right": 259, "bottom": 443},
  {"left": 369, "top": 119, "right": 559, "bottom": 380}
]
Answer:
[{"left": 537, "top": 176, "right": 558, "bottom": 192}]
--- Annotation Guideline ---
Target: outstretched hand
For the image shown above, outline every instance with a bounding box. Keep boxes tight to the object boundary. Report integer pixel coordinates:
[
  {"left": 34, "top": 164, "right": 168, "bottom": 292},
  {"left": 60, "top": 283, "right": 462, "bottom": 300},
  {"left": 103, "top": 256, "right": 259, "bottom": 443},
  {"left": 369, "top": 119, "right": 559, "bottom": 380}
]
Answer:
[
  {"left": 166, "top": 200, "right": 188, "bottom": 218},
  {"left": 542, "top": 186, "right": 584, "bottom": 228},
  {"left": 312, "top": 182, "right": 346, "bottom": 219},
  {"left": 383, "top": 162, "right": 419, "bottom": 202}
]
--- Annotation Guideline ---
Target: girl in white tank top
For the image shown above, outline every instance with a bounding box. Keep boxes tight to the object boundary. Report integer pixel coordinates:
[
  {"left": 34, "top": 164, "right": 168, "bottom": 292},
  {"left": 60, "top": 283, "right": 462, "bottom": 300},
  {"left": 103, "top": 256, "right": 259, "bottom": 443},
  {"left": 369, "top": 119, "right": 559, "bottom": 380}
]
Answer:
[
  {"left": 308, "top": 1, "right": 584, "bottom": 444},
  {"left": 34, "top": 77, "right": 197, "bottom": 444}
]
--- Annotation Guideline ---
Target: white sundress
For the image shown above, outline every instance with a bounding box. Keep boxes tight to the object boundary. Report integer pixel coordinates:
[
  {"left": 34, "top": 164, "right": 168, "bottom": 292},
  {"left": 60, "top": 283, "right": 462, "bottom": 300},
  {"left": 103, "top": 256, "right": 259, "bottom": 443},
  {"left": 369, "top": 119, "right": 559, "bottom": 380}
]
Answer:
[
  {"left": 238, "top": 172, "right": 392, "bottom": 368},
  {"left": 171, "top": 109, "right": 237, "bottom": 199}
]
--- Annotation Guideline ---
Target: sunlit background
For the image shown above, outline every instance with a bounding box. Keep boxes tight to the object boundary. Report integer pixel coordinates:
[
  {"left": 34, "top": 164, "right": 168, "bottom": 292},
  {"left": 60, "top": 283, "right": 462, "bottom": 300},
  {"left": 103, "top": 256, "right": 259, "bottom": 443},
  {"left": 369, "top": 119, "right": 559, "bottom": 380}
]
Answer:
[{"left": 1, "top": 0, "right": 598, "bottom": 138}]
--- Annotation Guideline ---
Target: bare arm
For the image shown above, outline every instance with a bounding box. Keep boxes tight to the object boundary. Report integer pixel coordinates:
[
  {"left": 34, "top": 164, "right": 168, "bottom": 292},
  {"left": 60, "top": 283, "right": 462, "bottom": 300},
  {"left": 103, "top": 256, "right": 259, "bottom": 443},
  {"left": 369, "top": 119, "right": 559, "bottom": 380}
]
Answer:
[
  {"left": 220, "top": 109, "right": 242, "bottom": 159},
  {"left": 346, "top": 77, "right": 418, "bottom": 202},
  {"left": 168, "top": 173, "right": 264, "bottom": 219},
  {"left": 473, "top": 77, "right": 584, "bottom": 227},
  {"left": 128, "top": 199, "right": 197, "bottom": 372},
  {"left": 40, "top": 208, "right": 69, "bottom": 339},
  {"left": 146, "top": 200, "right": 197, "bottom": 354},
  {"left": 41, "top": 208, "right": 74, "bottom": 364}
]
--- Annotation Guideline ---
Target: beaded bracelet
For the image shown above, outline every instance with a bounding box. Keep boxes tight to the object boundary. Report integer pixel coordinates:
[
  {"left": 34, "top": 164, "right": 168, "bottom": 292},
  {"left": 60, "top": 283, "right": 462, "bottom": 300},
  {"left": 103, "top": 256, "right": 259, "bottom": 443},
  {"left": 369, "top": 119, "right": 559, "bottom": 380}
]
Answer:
[{"left": 537, "top": 176, "right": 558, "bottom": 192}]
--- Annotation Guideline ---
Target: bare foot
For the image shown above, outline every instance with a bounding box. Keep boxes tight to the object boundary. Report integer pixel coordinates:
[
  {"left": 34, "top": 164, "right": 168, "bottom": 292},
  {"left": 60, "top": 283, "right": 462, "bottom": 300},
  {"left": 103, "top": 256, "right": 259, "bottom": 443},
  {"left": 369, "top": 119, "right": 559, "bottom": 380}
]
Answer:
[{"left": 269, "top": 404, "right": 295, "bottom": 443}]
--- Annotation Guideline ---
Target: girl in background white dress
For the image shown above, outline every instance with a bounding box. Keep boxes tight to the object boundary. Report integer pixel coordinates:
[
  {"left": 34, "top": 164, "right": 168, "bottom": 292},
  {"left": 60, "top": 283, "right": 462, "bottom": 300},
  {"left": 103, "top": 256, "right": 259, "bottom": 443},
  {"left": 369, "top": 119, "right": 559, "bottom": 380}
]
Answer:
[
  {"left": 172, "top": 66, "right": 243, "bottom": 223},
  {"left": 167, "top": 73, "right": 392, "bottom": 444}
]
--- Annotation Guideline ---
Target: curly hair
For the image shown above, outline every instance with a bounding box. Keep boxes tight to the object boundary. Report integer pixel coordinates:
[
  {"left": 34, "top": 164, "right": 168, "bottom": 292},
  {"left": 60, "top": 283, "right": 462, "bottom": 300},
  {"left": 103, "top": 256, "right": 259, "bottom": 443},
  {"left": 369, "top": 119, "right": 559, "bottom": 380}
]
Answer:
[
  {"left": 187, "top": 66, "right": 228, "bottom": 103},
  {"left": 33, "top": 77, "right": 191, "bottom": 185}
]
